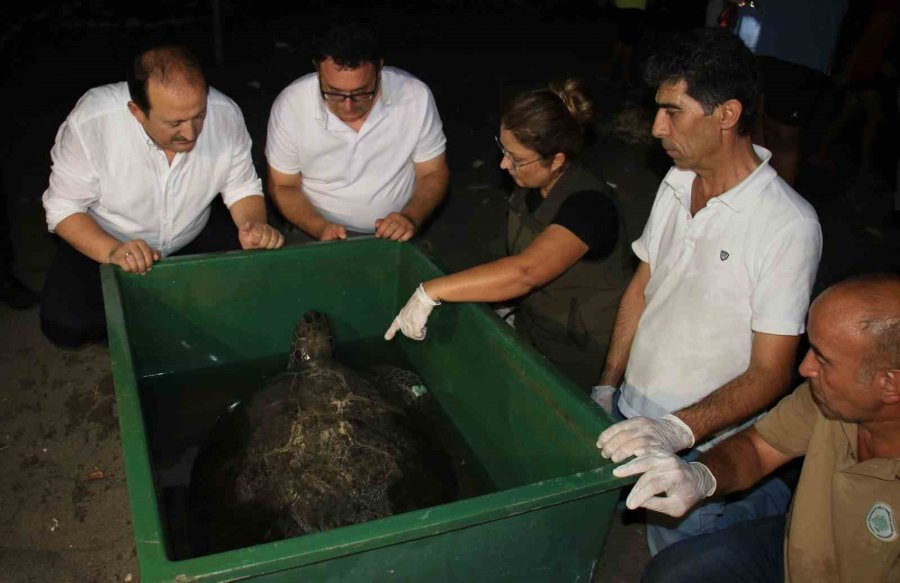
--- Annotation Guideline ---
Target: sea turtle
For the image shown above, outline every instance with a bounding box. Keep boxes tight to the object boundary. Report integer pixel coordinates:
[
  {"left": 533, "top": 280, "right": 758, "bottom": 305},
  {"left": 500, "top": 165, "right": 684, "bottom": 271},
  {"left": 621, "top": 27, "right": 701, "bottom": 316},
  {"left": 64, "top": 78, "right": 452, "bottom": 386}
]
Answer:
[{"left": 187, "top": 311, "right": 457, "bottom": 556}]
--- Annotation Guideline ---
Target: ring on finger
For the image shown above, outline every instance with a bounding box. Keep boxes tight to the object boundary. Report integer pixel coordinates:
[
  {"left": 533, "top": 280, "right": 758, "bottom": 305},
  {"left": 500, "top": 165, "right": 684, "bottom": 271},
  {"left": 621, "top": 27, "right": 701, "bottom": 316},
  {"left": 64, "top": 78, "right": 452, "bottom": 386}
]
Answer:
[{"left": 124, "top": 252, "right": 132, "bottom": 258}]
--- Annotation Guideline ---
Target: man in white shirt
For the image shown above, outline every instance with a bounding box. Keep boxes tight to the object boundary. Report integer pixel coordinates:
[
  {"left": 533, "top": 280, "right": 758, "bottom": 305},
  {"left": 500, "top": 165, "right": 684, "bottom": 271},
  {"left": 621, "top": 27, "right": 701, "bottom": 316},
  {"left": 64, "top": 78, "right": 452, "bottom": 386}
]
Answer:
[
  {"left": 266, "top": 23, "right": 449, "bottom": 242},
  {"left": 40, "top": 45, "right": 283, "bottom": 348},
  {"left": 593, "top": 29, "right": 822, "bottom": 554}
]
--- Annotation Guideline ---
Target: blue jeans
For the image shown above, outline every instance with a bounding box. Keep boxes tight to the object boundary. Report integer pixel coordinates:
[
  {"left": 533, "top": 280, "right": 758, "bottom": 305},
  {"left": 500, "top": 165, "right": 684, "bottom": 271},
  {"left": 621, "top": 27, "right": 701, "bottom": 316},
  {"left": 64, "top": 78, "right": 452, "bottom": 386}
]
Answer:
[
  {"left": 642, "top": 514, "right": 786, "bottom": 583},
  {"left": 646, "top": 473, "right": 791, "bottom": 555},
  {"left": 609, "top": 389, "right": 792, "bottom": 556}
]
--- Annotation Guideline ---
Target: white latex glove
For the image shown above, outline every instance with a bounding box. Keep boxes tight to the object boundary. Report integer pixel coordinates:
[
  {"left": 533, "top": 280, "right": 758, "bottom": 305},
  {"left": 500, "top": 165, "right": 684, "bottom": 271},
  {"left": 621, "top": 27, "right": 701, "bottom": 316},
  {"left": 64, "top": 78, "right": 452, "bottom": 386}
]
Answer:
[
  {"left": 384, "top": 284, "right": 440, "bottom": 341},
  {"left": 596, "top": 414, "right": 695, "bottom": 463},
  {"left": 590, "top": 385, "right": 617, "bottom": 414},
  {"left": 612, "top": 447, "right": 716, "bottom": 517}
]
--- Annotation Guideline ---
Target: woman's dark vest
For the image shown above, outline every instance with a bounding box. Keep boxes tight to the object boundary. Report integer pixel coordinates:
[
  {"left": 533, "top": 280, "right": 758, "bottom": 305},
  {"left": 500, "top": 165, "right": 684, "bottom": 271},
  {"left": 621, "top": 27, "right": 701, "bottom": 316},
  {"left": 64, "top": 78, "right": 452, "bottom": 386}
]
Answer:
[{"left": 506, "top": 164, "right": 630, "bottom": 387}]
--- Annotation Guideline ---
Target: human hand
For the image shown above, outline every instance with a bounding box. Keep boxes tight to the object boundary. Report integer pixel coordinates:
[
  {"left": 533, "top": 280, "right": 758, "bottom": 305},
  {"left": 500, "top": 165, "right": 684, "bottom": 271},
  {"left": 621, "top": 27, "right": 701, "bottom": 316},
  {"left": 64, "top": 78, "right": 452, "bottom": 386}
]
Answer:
[
  {"left": 107, "top": 239, "right": 160, "bottom": 275},
  {"left": 384, "top": 284, "right": 440, "bottom": 341},
  {"left": 318, "top": 222, "right": 348, "bottom": 241},
  {"left": 596, "top": 414, "right": 695, "bottom": 463},
  {"left": 238, "top": 221, "right": 285, "bottom": 250},
  {"left": 374, "top": 212, "right": 416, "bottom": 242},
  {"left": 612, "top": 447, "right": 716, "bottom": 516},
  {"left": 590, "top": 385, "right": 617, "bottom": 414}
]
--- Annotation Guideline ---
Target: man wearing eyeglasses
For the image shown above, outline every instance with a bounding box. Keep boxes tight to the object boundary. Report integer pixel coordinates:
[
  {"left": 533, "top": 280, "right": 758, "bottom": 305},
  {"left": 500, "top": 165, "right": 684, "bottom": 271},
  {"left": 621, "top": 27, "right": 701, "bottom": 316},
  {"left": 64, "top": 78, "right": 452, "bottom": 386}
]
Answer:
[{"left": 266, "top": 23, "right": 448, "bottom": 242}]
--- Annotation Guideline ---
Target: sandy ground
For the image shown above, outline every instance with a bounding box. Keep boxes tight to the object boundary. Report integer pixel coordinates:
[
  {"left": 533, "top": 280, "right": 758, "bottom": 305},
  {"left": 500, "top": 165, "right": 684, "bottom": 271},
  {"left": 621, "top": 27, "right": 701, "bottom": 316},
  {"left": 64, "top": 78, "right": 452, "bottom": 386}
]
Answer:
[{"left": 1, "top": 2, "right": 898, "bottom": 582}]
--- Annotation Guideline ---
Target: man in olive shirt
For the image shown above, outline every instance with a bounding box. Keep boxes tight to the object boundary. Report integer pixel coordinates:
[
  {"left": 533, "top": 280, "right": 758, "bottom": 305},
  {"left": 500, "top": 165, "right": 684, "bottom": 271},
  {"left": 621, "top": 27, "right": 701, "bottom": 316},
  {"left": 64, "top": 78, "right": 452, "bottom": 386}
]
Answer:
[{"left": 614, "top": 273, "right": 900, "bottom": 582}]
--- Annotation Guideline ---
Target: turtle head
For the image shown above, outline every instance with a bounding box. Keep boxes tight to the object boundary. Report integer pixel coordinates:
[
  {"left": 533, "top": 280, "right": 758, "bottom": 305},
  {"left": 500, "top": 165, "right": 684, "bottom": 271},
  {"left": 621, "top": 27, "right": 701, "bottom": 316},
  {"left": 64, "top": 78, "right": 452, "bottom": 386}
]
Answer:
[{"left": 288, "top": 311, "right": 334, "bottom": 370}]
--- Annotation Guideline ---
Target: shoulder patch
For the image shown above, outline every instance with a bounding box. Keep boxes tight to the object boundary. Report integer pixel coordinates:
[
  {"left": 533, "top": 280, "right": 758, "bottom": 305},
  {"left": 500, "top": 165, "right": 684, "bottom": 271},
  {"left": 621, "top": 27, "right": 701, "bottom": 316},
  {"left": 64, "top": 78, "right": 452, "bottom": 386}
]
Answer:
[{"left": 867, "top": 502, "right": 898, "bottom": 542}]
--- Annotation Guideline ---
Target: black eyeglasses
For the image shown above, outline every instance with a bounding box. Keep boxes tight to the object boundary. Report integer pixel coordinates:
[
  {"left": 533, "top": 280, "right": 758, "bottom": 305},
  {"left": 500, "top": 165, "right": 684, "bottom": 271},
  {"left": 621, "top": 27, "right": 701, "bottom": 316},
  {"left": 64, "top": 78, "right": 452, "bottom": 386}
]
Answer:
[
  {"left": 319, "top": 72, "right": 381, "bottom": 103},
  {"left": 495, "top": 135, "right": 543, "bottom": 172}
]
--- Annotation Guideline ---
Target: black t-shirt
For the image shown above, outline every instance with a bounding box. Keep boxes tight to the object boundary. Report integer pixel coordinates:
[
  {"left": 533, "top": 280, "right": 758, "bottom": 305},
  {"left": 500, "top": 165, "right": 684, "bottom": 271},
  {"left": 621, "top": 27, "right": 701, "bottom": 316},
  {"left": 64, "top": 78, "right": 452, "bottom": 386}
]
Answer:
[{"left": 524, "top": 188, "right": 619, "bottom": 261}]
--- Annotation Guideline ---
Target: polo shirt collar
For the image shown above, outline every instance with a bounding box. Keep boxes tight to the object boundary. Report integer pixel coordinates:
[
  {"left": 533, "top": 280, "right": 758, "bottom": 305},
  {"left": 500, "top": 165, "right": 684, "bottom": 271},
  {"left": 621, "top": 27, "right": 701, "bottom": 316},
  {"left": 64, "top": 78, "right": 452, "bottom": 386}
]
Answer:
[
  {"left": 663, "top": 145, "right": 778, "bottom": 213},
  {"left": 838, "top": 420, "right": 900, "bottom": 480}
]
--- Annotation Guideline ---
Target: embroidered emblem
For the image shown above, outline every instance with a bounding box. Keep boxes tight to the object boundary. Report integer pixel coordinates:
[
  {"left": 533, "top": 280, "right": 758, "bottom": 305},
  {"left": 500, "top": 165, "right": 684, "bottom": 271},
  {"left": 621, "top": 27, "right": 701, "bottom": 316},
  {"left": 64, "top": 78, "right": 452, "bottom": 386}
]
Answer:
[
  {"left": 720, "top": 250, "right": 730, "bottom": 261},
  {"left": 867, "top": 502, "right": 898, "bottom": 542}
]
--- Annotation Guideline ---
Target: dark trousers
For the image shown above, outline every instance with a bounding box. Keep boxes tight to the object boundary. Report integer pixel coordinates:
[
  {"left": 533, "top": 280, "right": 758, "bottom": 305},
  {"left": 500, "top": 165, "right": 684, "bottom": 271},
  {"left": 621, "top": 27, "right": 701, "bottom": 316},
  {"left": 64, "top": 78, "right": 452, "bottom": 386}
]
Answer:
[
  {"left": 39, "top": 200, "right": 240, "bottom": 348},
  {"left": 642, "top": 514, "right": 786, "bottom": 583}
]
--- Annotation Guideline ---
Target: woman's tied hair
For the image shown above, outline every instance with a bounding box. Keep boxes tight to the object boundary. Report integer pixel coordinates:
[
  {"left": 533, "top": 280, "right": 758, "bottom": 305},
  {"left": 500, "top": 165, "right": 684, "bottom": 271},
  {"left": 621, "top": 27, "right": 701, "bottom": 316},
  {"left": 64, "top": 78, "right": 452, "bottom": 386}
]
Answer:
[{"left": 501, "top": 78, "right": 595, "bottom": 165}]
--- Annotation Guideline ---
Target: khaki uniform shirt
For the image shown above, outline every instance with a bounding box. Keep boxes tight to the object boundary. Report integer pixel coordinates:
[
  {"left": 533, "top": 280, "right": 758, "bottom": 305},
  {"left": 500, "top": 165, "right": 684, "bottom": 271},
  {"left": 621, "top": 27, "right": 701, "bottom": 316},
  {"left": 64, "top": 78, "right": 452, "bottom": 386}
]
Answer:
[{"left": 756, "top": 383, "right": 900, "bottom": 582}]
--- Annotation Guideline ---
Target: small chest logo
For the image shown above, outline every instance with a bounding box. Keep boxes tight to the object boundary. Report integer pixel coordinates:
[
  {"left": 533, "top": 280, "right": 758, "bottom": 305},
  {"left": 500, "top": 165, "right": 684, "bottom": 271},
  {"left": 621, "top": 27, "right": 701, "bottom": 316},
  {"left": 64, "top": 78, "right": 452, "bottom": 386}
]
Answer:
[
  {"left": 720, "top": 250, "right": 730, "bottom": 261},
  {"left": 867, "top": 502, "right": 898, "bottom": 542}
]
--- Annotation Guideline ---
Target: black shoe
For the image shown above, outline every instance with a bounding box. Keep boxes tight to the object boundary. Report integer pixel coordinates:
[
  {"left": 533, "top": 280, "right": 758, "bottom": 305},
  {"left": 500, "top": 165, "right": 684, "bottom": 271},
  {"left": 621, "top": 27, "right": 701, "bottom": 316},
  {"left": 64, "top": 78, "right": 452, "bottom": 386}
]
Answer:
[{"left": 1, "top": 275, "right": 39, "bottom": 310}]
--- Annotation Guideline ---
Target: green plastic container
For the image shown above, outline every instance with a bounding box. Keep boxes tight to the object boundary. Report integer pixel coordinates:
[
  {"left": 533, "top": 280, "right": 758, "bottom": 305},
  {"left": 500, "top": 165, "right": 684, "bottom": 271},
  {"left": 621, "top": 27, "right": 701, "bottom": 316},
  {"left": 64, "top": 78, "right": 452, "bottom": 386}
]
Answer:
[{"left": 101, "top": 238, "right": 629, "bottom": 582}]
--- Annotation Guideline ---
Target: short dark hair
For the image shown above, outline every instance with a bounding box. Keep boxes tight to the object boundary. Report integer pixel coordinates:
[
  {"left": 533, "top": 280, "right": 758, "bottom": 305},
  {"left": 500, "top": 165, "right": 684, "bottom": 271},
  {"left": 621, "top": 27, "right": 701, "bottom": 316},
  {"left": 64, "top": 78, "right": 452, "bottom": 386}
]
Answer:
[
  {"left": 501, "top": 79, "right": 594, "bottom": 165},
  {"left": 644, "top": 28, "right": 761, "bottom": 135},
  {"left": 127, "top": 45, "right": 206, "bottom": 114},
  {"left": 312, "top": 22, "right": 383, "bottom": 69}
]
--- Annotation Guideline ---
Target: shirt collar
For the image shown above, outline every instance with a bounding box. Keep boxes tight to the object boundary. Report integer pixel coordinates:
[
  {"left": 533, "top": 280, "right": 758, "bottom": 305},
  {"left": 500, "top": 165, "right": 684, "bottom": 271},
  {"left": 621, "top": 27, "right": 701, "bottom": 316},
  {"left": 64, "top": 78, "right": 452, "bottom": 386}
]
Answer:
[
  {"left": 838, "top": 421, "right": 900, "bottom": 480},
  {"left": 131, "top": 113, "right": 186, "bottom": 162},
  {"left": 130, "top": 112, "right": 157, "bottom": 151},
  {"left": 663, "top": 145, "right": 778, "bottom": 213}
]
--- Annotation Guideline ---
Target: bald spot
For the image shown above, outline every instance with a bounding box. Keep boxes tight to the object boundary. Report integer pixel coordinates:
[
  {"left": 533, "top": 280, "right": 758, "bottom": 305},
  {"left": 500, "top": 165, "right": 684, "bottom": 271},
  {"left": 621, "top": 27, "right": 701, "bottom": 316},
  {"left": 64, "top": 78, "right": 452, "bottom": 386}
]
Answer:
[
  {"left": 140, "top": 47, "right": 205, "bottom": 93},
  {"left": 813, "top": 275, "right": 900, "bottom": 369}
]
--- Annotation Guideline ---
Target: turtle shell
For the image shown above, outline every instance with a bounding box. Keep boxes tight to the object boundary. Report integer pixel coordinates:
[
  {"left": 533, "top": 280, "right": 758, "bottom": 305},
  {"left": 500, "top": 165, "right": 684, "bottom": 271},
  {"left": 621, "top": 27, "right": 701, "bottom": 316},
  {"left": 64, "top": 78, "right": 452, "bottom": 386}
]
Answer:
[{"left": 188, "top": 312, "right": 457, "bottom": 555}]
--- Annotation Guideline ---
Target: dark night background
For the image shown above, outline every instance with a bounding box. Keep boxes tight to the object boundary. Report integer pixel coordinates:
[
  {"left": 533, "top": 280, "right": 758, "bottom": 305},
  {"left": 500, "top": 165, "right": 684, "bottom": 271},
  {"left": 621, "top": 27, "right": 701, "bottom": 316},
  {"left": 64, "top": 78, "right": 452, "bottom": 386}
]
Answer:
[{"left": 0, "top": 1, "right": 897, "bottom": 581}]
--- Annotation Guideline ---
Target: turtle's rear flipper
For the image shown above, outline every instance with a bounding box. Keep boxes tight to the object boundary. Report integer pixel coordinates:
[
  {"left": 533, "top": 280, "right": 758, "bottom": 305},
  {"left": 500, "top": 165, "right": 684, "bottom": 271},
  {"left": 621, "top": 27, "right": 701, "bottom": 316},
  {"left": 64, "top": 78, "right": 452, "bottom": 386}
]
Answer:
[{"left": 367, "top": 365, "right": 431, "bottom": 409}]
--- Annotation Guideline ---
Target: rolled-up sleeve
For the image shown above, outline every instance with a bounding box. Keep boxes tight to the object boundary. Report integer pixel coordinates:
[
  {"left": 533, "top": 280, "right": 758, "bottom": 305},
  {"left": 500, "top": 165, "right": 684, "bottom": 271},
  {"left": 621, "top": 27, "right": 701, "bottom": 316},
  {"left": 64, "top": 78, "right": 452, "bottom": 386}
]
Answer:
[
  {"left": 42, "top": 121, "right": 100, "bottom": 232},
  {"left": 221, "top": 106, "right": 263, "bottom": 208},
  {"left": 751, "top": 217, "right": 822, "bottom": 335}
]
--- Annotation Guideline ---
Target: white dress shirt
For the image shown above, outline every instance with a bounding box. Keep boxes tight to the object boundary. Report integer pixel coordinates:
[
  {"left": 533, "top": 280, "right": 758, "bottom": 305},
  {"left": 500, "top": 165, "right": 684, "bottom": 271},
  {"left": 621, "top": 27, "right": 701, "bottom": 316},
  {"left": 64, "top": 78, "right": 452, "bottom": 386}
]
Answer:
[
  {"left": 43, "top": 82, "right": 263, "bottom": 257},
  {"left": 619, "top": 146, "right": 822, "bottom": 420},
  {"left": 265, "top": 66, "right": 446, "bottom": 233}
]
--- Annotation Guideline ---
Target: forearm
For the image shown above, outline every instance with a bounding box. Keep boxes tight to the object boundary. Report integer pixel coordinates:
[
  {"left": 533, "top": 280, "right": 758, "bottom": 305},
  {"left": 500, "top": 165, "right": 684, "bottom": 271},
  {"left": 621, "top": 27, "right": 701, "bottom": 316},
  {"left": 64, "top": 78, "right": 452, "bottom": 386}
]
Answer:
[
  {"left": 676, "top": 365, "right": 792, "bottom": 443},
  {"left": 227, "top": 195, "right": 267, "bottom": 226},
  {"left": 401, "top": 167, "right": 449, "bottom": 227},
  {"left": 598, "top": 263, "right": 649, "bottom": 385},
  {"left": 54, "top": 213, "right": 122, "bottom": 264},
  {"left": 700, "top": 428, "right": 782, "bottom": 495},
  {"left": 423, "top": 256, "right": 541, "bottom": 303},
  {"left": 269, "top": 181, "right": 328, "bottom": 238}
]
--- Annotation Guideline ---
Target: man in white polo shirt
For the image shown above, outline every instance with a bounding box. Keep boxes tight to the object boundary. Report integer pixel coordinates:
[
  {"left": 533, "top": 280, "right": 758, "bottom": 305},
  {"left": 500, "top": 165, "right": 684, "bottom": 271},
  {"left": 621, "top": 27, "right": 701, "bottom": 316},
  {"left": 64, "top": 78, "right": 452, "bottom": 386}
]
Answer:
[
  {"left": 40, "top": 45, "right": 283, "bottom": 348},
  {"left": 594, "top": 29, "right": 822, "bottom": 553},
  {"left": 266, "top": 23, "right": 449, "bottom": 242}
]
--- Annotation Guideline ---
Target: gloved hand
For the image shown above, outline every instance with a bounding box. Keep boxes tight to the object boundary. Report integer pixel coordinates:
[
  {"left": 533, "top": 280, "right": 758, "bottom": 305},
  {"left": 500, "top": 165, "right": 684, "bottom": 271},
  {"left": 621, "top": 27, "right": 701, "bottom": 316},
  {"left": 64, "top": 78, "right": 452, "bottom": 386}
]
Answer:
[
  {"left": 596, "top": 414, "right": 695, "bottom": 463},
  {"left": 612, "top": 447, "right": 716, "bottom": 517},
  {"left": 590, "top": 385, "right": 617, "bottom": 414},
  {"left": 384, "top": 284, "right": 441, "bottom": 341}
]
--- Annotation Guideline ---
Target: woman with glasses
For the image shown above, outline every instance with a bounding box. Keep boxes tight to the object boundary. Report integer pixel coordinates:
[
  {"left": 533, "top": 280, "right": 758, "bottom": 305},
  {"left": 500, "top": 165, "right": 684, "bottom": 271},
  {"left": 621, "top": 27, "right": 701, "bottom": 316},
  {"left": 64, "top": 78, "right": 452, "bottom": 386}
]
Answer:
[{"left": 386, "top": 79, "right": 629, "bottom": 388}]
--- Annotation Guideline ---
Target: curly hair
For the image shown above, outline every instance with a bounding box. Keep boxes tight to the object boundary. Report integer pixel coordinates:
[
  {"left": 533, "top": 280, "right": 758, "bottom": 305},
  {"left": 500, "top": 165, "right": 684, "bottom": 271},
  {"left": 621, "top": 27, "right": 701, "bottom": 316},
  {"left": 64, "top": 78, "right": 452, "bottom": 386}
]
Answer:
[
  {"left": 643, "top": 28, "right": 761, "bottom": 135},
  {"left": 501, "top": 78, "right": 595, "bottom": 165},
  {"left": 312, "top": 22, "right": 383, "bottom": 69}
]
